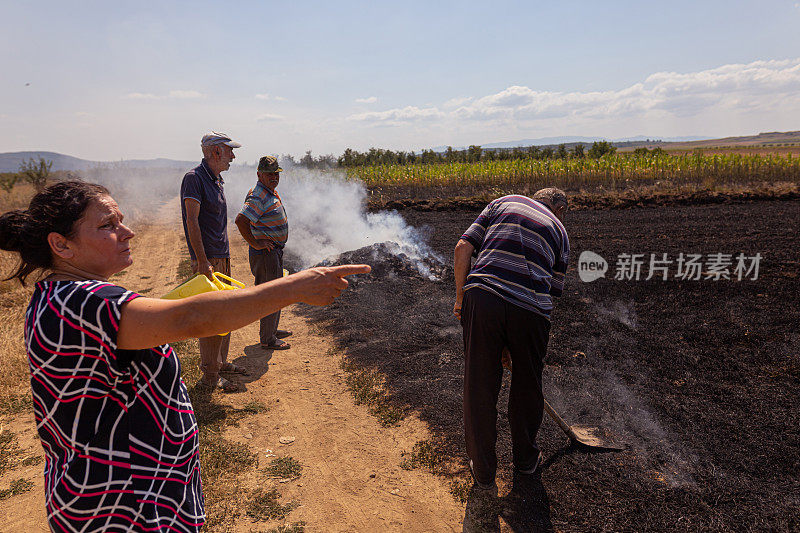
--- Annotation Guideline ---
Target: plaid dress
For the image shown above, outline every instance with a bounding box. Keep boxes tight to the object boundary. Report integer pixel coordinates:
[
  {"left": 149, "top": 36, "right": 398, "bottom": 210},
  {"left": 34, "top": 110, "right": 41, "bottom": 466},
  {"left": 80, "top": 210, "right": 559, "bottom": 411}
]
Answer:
[{"left": 25, "top": 280, "right": 204, "bottom": 532}]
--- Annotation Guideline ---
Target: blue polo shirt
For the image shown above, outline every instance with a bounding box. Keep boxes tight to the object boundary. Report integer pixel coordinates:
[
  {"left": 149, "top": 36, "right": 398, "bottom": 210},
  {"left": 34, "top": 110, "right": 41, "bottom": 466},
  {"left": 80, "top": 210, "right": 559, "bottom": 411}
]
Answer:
[{"left": 180, "top": 159, "right": 229, "bottom": 260}]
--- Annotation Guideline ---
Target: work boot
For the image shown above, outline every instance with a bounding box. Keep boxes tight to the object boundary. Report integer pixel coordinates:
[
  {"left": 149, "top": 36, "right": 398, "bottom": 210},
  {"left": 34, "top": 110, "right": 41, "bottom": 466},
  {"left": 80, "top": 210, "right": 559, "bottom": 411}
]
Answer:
[{"left": 515, "top": 451, "right": 543, "bottom": 475}]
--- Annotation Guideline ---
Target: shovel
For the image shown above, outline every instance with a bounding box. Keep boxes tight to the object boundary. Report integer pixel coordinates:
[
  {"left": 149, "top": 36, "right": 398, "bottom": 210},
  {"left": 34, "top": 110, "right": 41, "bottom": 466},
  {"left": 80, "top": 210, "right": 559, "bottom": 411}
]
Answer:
[
  {"left": 502, "top": 349, "right": 625, "bottom": 451},
  {"left": 543, "top": 397, "right": 626, "bottom": 451}
]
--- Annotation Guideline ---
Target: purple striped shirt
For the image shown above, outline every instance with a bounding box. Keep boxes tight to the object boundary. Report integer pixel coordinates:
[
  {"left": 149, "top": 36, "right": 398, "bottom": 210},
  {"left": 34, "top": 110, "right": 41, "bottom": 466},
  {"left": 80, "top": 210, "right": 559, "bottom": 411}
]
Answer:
[{"left": 461, "top": 195, "right": 569, "bottom": 319}]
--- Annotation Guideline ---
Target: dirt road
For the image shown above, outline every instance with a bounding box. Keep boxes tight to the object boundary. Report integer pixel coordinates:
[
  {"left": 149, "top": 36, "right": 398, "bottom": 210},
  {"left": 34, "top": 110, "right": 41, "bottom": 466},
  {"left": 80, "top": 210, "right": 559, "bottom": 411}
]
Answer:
[{"left": 0, "top": 218, "right": 464, "bottom": 532}]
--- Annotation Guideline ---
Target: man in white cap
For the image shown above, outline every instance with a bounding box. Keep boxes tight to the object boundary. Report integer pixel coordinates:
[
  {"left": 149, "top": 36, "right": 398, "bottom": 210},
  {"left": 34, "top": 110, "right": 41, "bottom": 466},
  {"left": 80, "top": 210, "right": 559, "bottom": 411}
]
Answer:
[{"left": 180, "top": 131, "right": 247, "bottom": 391}]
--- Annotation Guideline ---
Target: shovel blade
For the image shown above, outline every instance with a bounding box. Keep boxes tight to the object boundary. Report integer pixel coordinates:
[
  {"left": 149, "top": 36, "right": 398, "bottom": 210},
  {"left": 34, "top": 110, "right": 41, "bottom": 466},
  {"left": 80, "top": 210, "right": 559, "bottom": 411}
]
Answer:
[{"left": 570, "top": 425, "right": 626, "bottom": 451}]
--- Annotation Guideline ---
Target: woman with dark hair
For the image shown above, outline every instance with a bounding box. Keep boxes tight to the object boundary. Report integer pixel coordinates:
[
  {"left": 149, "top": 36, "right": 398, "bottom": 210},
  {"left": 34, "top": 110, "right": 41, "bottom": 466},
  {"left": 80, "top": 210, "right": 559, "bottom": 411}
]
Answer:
[{"left": 0, "top": 181, "right": 369, "bottom": 532}]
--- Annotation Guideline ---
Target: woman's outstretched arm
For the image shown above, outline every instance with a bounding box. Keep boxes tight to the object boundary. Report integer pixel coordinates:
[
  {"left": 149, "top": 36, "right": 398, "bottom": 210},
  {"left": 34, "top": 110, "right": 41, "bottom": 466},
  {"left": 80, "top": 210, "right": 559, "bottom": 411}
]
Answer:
[{"left": 117, "top": 264, "right": 370, "bottom": 350}]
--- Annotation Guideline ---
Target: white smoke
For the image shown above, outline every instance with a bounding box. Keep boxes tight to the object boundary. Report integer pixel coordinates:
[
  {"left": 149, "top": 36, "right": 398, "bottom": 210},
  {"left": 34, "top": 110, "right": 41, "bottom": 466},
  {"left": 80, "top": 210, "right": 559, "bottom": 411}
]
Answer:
[
  {"left": 80, "top": 162, "right": 439, "bottom": 273},
  {"left": 224, "top": 164, "right": 440, "bottom": 270},
  {"left": 546, "top": 361, "right": 698, "bottom": 488},
  {"left": 79, "top": 163, "right": 191, "bottom": 223}
]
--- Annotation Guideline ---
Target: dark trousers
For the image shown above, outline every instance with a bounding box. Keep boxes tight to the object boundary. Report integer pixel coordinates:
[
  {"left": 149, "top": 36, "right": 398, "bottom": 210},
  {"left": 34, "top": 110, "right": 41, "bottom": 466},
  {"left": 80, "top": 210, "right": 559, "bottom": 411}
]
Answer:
[
  {"left": 191, "top": 257, "right": 231, "bottom": 382},
  {"left": 249, "top": 247, "right": 283, "bottom": 345},
  {"left": 461, "top": 287, "right": 551, "bottom": 485}
]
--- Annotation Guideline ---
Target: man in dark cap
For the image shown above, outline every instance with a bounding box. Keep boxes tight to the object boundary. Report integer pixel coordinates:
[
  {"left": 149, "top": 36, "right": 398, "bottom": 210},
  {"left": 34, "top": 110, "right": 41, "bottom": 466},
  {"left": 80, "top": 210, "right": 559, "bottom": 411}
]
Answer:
[
  {"left": 235, "top": 156, "right": 292, "bottom": 350},
  {"left": 181, "top": 131, "right": 247, "bottom": 391}
]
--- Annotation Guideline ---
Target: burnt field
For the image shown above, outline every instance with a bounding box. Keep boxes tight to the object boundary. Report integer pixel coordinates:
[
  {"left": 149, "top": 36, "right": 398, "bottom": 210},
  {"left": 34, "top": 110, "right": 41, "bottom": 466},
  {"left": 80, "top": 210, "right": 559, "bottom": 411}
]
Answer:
[{"left": 300, "top": 199, "right": 799, "bottom": 532}]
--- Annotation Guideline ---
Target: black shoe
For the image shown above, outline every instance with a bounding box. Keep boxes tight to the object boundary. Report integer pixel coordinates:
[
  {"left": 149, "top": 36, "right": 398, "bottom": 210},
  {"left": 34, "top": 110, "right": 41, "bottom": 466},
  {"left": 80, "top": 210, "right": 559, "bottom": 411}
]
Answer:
[
  {"left": 469, "top": 460, "right": 497, "bottom": 491},
  {"left": 516, "top": 451, "right": 543, "bottom": 475},
  {"left": 276, "top": 330, "right": 293, "bottom": 339}
]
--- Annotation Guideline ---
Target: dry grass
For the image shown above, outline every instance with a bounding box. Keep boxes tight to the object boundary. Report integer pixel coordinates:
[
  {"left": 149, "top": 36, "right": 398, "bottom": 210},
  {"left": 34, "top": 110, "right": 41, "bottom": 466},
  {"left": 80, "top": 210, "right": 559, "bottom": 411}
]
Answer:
[
  {"left": 0, "top": 253, "right": 36, "bottom": 417},
  {"left": 263, "top": 456, "right": 303, "bottom": 479},
  {"left": 0, "top": 478, "right": 34, "bottom": 501},
  {"left": 245, "top": 489, "right": 297, "bottom": 522},
  {"left": 0, "top": 183, "right": 40, "bottom": 414},
  {"left": 448, "top": 479, "right": 471, "bottom": 504},
  {"left": 0, "top": 430, "right": 19, "bottom": 476},
  {"left": 0, "top": 182, "right": 38, "bottom": 213},
  {"left": 340, "top": 358, "right": 404, "bottom": 427},
  {"left": 267, "top": 523, "right": 306, "bottom": 533},
  {"left": 400, "top": 439, "right": 444, "bottom": 473}
]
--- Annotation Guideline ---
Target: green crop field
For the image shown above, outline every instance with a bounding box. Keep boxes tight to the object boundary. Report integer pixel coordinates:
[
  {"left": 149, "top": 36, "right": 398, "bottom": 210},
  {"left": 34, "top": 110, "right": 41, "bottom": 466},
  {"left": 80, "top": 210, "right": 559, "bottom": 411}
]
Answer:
[{"left": 344, "top": 152, "right": 800, "bottom": 191}]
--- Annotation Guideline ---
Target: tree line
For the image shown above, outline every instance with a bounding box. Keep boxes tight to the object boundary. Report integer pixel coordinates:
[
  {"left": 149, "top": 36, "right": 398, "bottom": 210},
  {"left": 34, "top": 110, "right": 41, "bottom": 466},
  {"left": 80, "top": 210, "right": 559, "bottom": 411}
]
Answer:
[
  {"left": 0, "top": 157, "right": 53, "bottom": 194},
  {"left": 333, "top": 141, "right": 631, "bottom": 167}
]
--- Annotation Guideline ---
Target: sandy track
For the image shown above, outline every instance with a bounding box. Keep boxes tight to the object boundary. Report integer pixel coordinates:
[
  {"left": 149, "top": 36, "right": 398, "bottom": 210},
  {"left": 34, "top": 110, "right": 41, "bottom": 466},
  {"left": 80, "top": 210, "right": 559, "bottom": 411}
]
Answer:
[{"left": 0, "top": 220, "right": 464, "bottom": 532}]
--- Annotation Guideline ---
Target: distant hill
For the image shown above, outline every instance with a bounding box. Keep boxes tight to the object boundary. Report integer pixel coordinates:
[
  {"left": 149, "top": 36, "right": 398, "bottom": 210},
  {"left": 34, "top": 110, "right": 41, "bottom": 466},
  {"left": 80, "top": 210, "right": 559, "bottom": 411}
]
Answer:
[
  {"left": 0, "top": 151, "right": 197, "bottom": 173},
  {"left": 430, "top": 135, "right": 712, "bottom": 152},
  {"left": 649, "top": 131, "right": 800, "bottom": 150}
]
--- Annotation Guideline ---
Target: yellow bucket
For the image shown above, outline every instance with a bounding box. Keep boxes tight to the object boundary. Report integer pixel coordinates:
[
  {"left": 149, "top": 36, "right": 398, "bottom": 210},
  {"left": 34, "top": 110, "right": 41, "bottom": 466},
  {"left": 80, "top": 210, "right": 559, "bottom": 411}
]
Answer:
[
  {"left": 161, "top": 273, "right": 246, "bottom": 336},
  {"left": 162, "top": 272, "right": 245, "bottom": 300}
]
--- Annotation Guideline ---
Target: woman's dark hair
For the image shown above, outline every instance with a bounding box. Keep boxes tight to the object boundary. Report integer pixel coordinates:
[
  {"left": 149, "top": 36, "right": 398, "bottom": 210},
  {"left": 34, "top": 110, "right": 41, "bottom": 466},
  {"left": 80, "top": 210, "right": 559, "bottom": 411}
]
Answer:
[{"left": 0, "top": 180, "right": 110, "bottom": 285}]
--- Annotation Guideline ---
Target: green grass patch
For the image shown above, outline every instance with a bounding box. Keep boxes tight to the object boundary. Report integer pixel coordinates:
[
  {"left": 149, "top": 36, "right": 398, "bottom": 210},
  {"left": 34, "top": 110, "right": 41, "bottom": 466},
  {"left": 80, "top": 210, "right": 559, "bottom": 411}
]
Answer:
[
  {"left": 449, "top": 479, "right": 471, "bottom": 504},
  {"left": 400, "top": 439, "right": 444, "bottom": 473},
  {"left": 0, "top": 393, "right": 31, "bottom": 416},
  {"left": 0, "top": 430, "right": 21, "bottom": 476},
  {"left": 199, "top": 435, "right": 257, "bottom": 480},
  {"left": 340, "top": 359, "right": 404, "bottom": 427},
  {"left": 176, "top": 257, "right": 193, "bottom": 281},
  {"left": 242, "top": 401, "right": 269, "bottom": 414},
  {"left": 0, "top": 478, "right": 34, "bottom": 500},
  {"left": 264, "top": 456, "right": 303, "bottom": 479},
  {"left": 20, "top": 455, "right": 42, "bottom": 467},
  {"left": 246, "top": 488, "right": 297, "bottom": 521}
]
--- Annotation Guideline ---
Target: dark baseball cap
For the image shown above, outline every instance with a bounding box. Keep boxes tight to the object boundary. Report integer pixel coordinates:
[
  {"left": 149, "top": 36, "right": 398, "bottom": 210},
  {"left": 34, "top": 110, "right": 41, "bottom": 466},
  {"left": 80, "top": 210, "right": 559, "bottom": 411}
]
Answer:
[
  {"left": 258, "top": 156, "right": 283, "bottom": 172},
  {"left": 201, "top": 131, "right": 242, "bottom": 148}
]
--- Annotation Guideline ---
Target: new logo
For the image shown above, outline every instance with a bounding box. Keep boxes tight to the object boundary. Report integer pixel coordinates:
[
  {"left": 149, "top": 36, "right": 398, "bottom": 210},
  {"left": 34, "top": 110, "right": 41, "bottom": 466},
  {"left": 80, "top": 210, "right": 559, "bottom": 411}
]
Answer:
[{"left": 578, "top": 251, "right": 608, "bottom": 282}]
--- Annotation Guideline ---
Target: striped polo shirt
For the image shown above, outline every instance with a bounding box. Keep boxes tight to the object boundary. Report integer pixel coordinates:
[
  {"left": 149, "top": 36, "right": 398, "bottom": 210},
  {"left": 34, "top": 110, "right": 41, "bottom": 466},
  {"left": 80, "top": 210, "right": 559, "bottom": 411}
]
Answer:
[
  {"left": 239, "top": 181, "right": 288, "bottom": 246},
  {"left": 461, "top": 195, "right": 569, "bottom": 319}
]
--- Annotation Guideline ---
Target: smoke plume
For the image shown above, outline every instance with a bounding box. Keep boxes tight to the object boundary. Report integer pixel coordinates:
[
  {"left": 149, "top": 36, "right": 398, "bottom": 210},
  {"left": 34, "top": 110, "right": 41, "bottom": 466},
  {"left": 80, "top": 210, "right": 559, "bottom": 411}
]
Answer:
[
  {"left": 223, "top": 164, "right": 441, "bottom": 271},
  {"left": 80, "top": 162, "right": 440, "bottom": 274}
]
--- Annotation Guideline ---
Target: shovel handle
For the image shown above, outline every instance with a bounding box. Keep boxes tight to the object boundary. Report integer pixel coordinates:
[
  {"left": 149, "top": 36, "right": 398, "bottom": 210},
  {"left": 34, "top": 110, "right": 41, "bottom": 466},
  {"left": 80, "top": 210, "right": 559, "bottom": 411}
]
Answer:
[{"left": 543, "top": 397, "right": 579, "bottom": 441}]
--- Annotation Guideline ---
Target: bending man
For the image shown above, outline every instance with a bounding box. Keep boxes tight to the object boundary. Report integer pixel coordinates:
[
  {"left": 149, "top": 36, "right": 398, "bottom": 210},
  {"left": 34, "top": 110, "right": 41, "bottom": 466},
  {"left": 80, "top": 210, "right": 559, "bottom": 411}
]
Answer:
[{"left": 454, "top": 188, "right": 569, "bottom": 489}]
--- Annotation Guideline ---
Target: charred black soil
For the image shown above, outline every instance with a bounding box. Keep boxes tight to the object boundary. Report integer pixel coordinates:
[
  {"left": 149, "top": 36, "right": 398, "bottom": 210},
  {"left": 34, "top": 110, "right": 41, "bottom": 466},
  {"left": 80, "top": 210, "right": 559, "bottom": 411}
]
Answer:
[
  {"left": 299, "top": 199, "right": 799, "bottom": 532},
  {"left": 366, "top": 182, "right": 800, "bottom": 212}
]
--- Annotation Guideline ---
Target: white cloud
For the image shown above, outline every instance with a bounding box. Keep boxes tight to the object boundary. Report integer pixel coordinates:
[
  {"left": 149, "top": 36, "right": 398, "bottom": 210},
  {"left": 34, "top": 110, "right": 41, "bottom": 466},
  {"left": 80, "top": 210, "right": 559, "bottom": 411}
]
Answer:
[
  {"left": 355, "top": 96, "right": 378, "bottom": 104},
  {"left": 125, "top": 92, "right": 159, "bottom": 100},
  {"left": 443, "top": 96, "right": 473, "bottom": 108},
  {"left": 359, "top": 58, "right": 800, "bottom": 127},
  {"left": 347, "top": 106, "right": 445, "bottom": 123},
  {"left": 256, "top": 94, "right": 286, "bottom": 101},
  {"left": 124, "top": 90, "right": 206, "bottom": 100},
  {"left": 169, "top": 90, "right": 204, "bottom": 99},
  {"left": 257, "top": 113, "right": 284, "bottom": 122}
]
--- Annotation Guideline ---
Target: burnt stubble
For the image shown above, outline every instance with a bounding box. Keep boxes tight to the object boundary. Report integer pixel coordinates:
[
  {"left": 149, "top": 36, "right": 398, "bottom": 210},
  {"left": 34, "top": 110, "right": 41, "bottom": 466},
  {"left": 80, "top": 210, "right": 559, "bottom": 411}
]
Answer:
[{"left": 299, "top": 199, "right": 800, "bottom": 532}]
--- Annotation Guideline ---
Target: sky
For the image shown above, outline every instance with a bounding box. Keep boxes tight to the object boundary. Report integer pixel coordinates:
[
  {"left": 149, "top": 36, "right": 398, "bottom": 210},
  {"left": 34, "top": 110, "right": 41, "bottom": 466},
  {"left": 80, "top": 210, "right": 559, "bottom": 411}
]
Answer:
[{"left": 2, "top": 0, "right": 800, "bottom": 163}]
